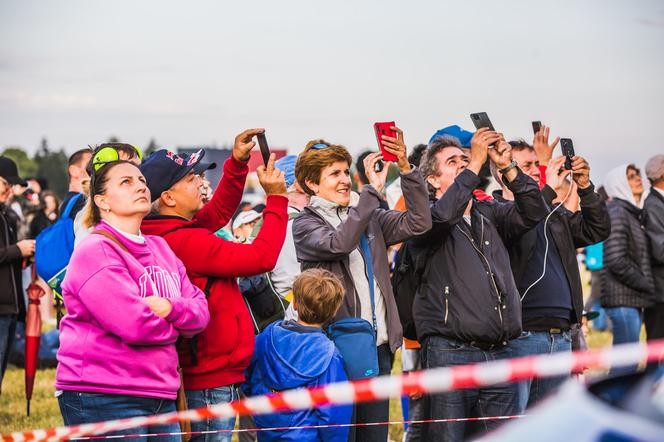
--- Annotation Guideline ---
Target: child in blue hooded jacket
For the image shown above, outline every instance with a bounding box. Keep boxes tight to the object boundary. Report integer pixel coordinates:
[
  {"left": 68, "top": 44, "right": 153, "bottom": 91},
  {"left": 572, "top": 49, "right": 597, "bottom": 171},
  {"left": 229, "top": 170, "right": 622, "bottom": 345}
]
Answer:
[{"left": 243, "top": 269, "right": 351, "bottom": 441}]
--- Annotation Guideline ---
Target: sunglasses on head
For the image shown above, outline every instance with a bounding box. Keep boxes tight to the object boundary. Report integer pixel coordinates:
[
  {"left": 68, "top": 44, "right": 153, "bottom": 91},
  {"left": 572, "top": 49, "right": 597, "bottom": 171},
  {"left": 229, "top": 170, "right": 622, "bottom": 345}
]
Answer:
[
  {"left": 92, "top": 144, "right": 143, "bottom": 171},
  {"left": 310, "top": 143, "right": 330, "bottom": 150}
]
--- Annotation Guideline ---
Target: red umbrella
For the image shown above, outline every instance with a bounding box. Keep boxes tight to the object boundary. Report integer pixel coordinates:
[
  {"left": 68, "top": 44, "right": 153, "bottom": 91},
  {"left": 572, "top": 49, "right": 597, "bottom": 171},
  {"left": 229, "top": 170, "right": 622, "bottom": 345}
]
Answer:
[{"left": 25, "top": 265, "right": 46, "bottom": 416}]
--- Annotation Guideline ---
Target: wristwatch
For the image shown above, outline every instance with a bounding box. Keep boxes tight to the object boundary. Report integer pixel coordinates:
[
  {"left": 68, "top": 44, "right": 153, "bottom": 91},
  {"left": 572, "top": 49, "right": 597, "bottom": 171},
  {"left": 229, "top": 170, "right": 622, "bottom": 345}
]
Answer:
[{"left": 499, "top": 160, "right": 518, "bottom": 175}]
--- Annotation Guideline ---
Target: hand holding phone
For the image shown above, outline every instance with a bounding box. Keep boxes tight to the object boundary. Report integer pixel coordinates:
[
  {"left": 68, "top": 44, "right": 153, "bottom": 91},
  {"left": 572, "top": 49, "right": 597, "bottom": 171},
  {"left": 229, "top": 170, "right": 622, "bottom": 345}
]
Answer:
[
  {"left": 373, "top": 122, "right": 399, "bottom": 162},
  {"left": 560, "top": 138, "right": 575, "bottom": 170},
  {"left": 470, "top": 112, "right": 498, "bottom": 148},
  {"left": 257, "top": 133, "right": 270, "bottom": 167}
]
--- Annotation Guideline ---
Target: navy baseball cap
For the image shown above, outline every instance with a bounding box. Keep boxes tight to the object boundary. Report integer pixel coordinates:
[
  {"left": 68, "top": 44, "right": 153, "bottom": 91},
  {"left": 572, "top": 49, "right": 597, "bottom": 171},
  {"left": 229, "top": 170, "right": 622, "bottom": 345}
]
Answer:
[
  {"left": 193, "top": 160, "right": 217, "bottom": 175},
  {"left": 429, "top": 125, "right": 474, "bottom": 148},
  {"left": 140, "top": 149, "right": 205, "bottom": 202}
]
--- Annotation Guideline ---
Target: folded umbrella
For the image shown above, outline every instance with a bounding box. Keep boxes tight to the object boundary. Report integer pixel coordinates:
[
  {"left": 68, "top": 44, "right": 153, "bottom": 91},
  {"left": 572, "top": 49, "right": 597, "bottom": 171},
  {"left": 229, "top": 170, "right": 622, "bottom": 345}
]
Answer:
[{"left": 25, "top": 265, "right": 46, "bottom": 416}]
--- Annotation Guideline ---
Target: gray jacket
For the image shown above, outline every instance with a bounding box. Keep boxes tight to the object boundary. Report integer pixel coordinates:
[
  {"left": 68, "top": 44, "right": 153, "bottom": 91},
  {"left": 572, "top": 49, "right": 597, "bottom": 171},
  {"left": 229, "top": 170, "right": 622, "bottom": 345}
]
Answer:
[
  {"left": 293, "top": 168, "right": 432, "bottom": 352},
  {"left": 644, "top": 190, "right": 664, "bottom": 304}
]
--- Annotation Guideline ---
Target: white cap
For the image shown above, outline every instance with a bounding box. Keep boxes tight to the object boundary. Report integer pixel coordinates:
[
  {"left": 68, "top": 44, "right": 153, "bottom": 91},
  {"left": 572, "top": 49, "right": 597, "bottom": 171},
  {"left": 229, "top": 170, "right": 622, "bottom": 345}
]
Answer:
[{"left": 232, "top": 210, "right": 261, "bottom": 231}]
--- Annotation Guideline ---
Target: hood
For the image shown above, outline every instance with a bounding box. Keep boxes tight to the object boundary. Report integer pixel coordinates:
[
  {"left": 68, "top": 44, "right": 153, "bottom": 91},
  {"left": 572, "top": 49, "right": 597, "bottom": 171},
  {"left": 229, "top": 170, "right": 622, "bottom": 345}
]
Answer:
[
  {"left": 604, "top": 164, "right": 642, "bottom": 208},
  {"left": 141, "top": 214, "right": 195, "bottom": 237},
  {"left": 255, "top": 321, "right": 337, "bottom": 390}
]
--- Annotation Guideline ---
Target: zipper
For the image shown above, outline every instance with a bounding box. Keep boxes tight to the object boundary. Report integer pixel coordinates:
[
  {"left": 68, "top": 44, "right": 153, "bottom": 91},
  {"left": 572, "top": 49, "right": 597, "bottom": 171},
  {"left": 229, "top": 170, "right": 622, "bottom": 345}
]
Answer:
[
  {"left": 444, "top": 286, "right": 449, "bottom": 325},
  {"left": 455, "top": 224, "right": 503, "bottom": 326}
]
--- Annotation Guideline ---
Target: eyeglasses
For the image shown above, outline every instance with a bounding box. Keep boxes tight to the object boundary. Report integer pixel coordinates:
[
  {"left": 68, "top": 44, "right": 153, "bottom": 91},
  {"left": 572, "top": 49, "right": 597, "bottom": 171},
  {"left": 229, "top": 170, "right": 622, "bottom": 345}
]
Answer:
[
  {"left": 310, "top": 143, "right": 330, "bottom": 150},
  {"left": 92, "top": 144, "right": 143, "bottom": 171}
]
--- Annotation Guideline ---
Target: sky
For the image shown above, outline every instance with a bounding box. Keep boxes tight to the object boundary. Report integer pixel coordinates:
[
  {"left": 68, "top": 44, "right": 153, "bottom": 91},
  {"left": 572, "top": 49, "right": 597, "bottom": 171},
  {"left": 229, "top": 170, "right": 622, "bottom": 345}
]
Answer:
[{"left": 1, "top": 0, "right": 663, "bottom": 183}]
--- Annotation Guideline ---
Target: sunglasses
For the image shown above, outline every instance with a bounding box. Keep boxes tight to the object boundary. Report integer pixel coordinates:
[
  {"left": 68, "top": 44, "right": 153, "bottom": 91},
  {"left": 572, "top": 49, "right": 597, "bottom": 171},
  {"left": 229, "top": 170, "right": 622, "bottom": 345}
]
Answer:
[
  {"left": 310, "top": 143, "right": 330, "bottom": 150},
  {"left": 92, "top": 145, "right": 143, "bottom": 171}
]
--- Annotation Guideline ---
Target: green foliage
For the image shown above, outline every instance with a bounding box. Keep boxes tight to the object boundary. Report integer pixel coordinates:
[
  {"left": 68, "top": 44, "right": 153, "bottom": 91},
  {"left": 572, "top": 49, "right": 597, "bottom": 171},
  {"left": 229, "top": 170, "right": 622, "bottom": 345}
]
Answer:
[
  {"left": 34, "top": 138, "right": 69, "bottom": 199},
  {"left": 1, "top": 147, "right": 38, "bottom": 177}
]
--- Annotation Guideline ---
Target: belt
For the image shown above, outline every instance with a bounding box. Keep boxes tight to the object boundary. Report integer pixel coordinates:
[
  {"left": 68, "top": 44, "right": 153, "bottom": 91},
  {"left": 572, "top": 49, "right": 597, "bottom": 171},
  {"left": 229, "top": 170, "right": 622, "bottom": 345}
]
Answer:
[
  {"left": 525, "top": 327, "right": 570, "bottom": 334},
  {"left": 468, "top": 340, "right": 508, "bottom": 351}
]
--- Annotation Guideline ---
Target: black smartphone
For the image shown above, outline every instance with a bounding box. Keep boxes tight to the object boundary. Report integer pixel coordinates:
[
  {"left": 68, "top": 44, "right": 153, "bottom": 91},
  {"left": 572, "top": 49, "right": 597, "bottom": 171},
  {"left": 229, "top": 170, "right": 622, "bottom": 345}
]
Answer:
[
  {"left": 257, "top": 133, "right": 270, "bottom": 166},
  {"left": 470, "top": 112, "right": 495, "bottom": 131},
  {"left": 532, "top": 121, "right": 542, "bottom": 135},
  {"left": 560, "top": 138, "right": 575, "bottom": 170}
]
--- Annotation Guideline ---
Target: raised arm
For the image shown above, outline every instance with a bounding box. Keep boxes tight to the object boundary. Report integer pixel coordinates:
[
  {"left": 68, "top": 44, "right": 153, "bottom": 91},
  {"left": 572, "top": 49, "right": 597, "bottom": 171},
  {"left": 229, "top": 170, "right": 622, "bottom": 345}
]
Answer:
[
  {"left": 193, "top": 128, "right": 263, "bottom": 231},
  {"left": 293, "top": 186, "right": 381, "bottom": 261}
]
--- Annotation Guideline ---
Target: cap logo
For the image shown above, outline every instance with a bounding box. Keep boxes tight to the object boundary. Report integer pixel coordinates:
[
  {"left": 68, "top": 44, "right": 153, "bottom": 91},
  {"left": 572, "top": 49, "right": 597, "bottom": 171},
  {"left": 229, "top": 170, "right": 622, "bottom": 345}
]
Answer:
[
  {"left": 174, "top": 156, "right": 184, "bottom": 165},
  {"left": 187, "top": 150, "right": 202, "bottom": 166}
]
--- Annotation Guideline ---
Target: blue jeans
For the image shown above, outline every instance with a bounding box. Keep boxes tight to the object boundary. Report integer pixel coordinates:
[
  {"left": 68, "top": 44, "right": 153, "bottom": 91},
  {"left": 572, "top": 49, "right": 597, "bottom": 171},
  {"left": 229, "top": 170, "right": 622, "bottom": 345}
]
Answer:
[
  {"left": 509, "top": 330, "right": 572, "bottom": 412},
  {"left": 605, "top": 307, "right": 643, "bottom": 375},
  {"left": 57, "top": 391, "right": 179, "bottom": 441},
  {"left": 349, "top": 344, "right": 394, "bottom": 442},
  {"left": 0, "top": 314, "right": 17, "bottom": 391},
  {"left": 421, "top": 336, "right": 519, "bottom": 442},
  {"left": 186, "top": 385, "right": 239, "bottom": 442}
]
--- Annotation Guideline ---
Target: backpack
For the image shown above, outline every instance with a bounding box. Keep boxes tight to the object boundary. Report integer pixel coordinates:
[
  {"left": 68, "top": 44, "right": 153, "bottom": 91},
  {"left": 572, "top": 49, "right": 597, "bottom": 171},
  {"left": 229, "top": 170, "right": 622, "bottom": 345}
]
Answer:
[
  {"left": 35, "top": 193, "right": 82, "bottom": 284},
  {"left": 585, "top": 242, "right": 604, "bottom": 271},
  {"left": 391, "top": 238, "right": 439, "bottom": 341},
  {"left": 239, "top": 273, "right": 289, "bottom": 335}
]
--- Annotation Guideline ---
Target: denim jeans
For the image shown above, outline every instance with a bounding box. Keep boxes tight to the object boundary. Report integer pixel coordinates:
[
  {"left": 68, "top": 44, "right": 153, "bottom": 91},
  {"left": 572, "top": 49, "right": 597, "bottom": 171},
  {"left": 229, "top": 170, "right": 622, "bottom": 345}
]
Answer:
[
  {"left": 0, "top": 314, "right": 17, "bottom": 391},
  {"left": 57, "top": 390, "right": 179, "bottom": 441},
  {"left": 349, "top": 343, "right": 394, "bottom": 442},
  {"left": 421, "top": 336, "right": 519, "bottom": 442},
  {"left": 186, "top": 385, "right": 239, "bottom": 442},
  {"left": 605, "top": 307, "right": 643, "bottom": 375},
  {"left": 509, "top": 330, "right": 572, "bottom": 411}
]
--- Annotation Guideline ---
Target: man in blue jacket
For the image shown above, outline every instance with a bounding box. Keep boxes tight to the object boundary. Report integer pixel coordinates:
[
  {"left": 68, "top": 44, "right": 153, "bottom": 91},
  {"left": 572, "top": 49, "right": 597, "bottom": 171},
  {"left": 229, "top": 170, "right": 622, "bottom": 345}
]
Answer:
[{"left": 243, "top": 268, "right": 351, "bottom": 441}]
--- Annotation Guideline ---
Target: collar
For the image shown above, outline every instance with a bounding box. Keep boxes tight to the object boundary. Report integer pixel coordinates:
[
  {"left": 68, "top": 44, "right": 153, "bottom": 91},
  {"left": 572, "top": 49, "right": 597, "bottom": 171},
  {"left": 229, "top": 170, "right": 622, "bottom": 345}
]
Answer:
[{"left": 101, "top": 220, "right": 145, "bottom": 244}]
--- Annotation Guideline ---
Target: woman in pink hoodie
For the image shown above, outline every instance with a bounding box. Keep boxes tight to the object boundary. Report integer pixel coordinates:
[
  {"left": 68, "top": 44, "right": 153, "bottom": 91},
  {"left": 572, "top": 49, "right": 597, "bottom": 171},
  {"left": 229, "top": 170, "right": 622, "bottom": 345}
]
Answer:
[{"left": 56, "top": 147, "right": 210, "bottom": 440}]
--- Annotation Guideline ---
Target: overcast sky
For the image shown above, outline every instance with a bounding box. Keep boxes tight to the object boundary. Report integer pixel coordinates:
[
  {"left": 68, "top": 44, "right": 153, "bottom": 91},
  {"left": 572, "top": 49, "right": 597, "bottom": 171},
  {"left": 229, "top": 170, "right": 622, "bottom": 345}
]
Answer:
[{"left": 1, "top": 0, "right": 662, "bottom": 182}]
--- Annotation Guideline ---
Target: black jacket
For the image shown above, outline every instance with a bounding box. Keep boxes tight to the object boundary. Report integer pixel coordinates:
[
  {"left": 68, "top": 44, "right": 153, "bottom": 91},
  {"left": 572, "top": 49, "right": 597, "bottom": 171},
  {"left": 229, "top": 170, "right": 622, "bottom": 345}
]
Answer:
[
  {"left": 601, "top": 198, "right": 655, "bottom": 308},
  {"left": 495, "top": 183, "right": 611, "bottom": 324},
  {"left": 644, "top": 190, "right": 664, "bottom": 304},
  {"left": 412, "top": 168, "right": 548, "bottom": 344},
  {"left": 0, "top": 204, "right": 25, "bottom": 317}
]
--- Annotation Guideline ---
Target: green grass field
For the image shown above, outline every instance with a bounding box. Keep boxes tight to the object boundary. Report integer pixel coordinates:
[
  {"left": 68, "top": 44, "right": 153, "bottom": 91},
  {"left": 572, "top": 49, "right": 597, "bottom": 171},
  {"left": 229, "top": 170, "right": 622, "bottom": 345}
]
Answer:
[{"left": 0, "top": 329, "right": 614, "bottom": 440}]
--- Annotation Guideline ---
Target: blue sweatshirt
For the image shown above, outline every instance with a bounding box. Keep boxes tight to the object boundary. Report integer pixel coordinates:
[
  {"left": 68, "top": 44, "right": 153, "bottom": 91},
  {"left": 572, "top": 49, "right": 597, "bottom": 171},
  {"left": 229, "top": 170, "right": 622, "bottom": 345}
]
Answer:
[{"left": 243, "top": 320, "right": 352, "bottom": 442}]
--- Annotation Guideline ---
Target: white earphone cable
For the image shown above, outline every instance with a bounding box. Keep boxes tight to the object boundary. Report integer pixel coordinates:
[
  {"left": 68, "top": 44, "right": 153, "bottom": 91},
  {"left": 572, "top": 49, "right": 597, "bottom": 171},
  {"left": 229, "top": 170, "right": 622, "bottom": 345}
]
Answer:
[{"left": 520, "top": 171, "right": 575, "bottom": 302}]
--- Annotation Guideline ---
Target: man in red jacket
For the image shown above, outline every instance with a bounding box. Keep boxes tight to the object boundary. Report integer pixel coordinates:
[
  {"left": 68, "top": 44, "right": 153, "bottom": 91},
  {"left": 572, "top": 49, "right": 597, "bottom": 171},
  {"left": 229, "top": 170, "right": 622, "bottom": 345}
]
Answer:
[{"left": 140, "top": 128, "right": 289, "bottom": 441}]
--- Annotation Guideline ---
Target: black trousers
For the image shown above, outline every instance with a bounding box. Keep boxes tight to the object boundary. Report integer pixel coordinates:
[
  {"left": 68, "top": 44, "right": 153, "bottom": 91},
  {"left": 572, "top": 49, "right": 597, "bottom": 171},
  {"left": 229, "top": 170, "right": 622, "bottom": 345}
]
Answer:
[
  {"left": 348, "top": 343, "right": 394, "bottom": 442},
  {"left": 645, "top": 302, "right": 664, "bottom": 340}
]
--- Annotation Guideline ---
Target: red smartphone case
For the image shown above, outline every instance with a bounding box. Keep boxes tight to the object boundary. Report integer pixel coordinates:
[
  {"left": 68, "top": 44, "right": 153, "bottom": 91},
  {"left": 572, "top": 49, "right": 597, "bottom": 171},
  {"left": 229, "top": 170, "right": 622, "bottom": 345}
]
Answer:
[{"left": 374, "top": 122, "right": 399, "bottom": 162}]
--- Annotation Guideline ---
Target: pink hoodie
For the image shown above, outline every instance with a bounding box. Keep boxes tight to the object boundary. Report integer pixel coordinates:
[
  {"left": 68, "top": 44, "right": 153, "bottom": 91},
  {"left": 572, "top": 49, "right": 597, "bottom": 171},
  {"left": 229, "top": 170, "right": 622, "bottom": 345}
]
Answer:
[{"left": 55, "top": 221, "right": 210, "bottom": 399}]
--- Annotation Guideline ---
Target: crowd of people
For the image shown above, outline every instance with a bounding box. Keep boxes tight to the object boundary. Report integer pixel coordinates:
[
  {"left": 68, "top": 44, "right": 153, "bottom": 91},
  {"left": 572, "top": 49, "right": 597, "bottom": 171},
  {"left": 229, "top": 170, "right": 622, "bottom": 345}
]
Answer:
[{"left": 0, "top": 120, "right": 662, "bottom": 442}]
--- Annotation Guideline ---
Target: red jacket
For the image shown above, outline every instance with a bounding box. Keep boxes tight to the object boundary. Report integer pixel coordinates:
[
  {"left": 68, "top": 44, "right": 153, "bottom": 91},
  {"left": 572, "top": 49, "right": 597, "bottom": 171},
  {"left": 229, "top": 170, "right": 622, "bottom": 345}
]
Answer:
[{"left": 141, "top": 156, "right": 289, "bottom": 390}]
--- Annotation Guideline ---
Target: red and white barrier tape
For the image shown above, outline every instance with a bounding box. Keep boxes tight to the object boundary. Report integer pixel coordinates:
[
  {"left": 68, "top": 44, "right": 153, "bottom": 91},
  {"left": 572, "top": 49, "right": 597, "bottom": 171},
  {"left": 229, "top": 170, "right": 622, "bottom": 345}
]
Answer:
[
  {"left": 68, "top": 415, "right": 526, "bottom": 440},
  {"left": 4, "top": 339, "right": 664, "bottom": 442}
]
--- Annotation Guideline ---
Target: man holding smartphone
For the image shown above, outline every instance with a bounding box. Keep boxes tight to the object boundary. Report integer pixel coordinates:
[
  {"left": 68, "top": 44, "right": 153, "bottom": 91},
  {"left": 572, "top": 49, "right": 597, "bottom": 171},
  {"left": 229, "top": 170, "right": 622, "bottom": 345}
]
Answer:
[
  {"left": 412, "top": 128, "right": 548, "bottom": 441},
  {"left": 490, "top": 128, "right": 610, "bottom": 411},
  {"left": 140, "top": 129, "right": 289, "bottom": 442}
]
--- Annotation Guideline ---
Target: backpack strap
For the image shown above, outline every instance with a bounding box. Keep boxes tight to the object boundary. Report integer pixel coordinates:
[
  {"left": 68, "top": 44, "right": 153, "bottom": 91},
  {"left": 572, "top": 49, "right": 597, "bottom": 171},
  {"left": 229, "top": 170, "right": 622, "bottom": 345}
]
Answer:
[
  {"left": 62, "top": 194, "right": 83, "bottom": 219},
  {"left": 92, "top": 229, "right": 130, "bottom": 253},
  {"left": 359, "top": 234, "right": 377, "bottom": 334}
]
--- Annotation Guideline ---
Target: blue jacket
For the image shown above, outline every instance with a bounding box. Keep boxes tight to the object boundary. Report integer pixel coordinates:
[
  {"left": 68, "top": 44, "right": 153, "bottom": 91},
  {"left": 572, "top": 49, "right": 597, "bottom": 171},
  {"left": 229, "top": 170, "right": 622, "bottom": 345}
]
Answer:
[{"left": 243, "top": 320, "right": 352, "bottom": 441}]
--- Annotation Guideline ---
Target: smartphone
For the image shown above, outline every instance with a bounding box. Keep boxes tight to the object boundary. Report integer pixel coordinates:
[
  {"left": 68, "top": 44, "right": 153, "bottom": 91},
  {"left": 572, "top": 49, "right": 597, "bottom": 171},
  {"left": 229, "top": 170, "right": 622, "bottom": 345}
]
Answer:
[
  {"left": 560, "top": 138, "right": 575, "bottom": 170},
  {"left": 469, "top": 112, "right": 495, "bottom": 131},
  {"left": 373, "top": 122, "right": 399, "bottom": 162},
  {"left": 532, "top": 121, "right": 542, "bottom": 135},
  {"left": 257, "top": 133, "right": 270, "bottom": 166}
]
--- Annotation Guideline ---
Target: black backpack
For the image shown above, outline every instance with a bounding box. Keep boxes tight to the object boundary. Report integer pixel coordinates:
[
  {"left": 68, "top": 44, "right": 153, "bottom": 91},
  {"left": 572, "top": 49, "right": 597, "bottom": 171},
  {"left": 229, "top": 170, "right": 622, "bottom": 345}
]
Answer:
[{"left": 391, "top": 239, "right": 439, "bottom": 341}]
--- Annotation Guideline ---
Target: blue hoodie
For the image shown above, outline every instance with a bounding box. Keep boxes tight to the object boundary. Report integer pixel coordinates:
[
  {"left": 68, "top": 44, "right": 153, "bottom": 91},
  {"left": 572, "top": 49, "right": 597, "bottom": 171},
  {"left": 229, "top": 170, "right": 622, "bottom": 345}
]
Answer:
[{"left": 243, "top": 320, "right": 352, "bottom": 441}]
